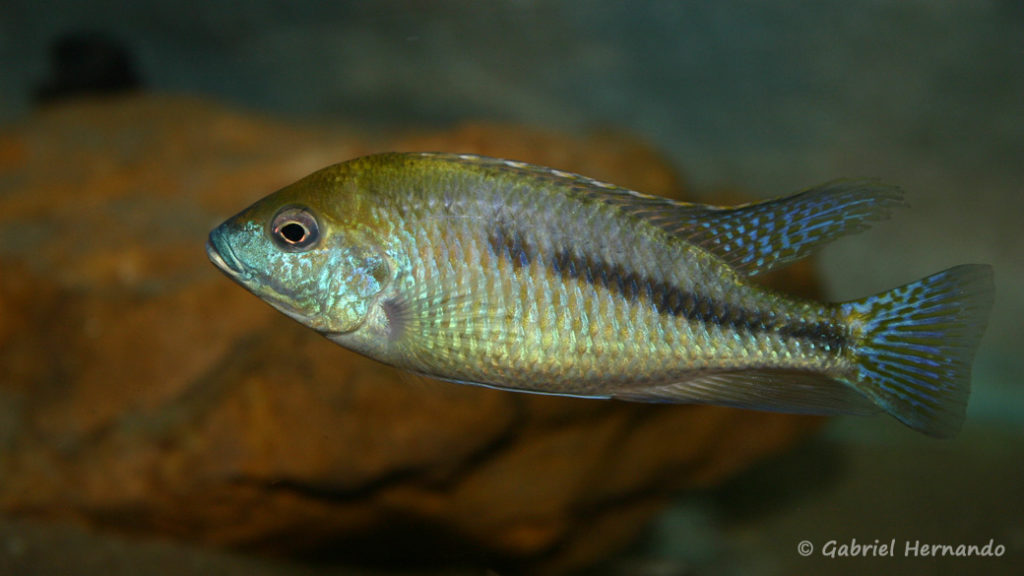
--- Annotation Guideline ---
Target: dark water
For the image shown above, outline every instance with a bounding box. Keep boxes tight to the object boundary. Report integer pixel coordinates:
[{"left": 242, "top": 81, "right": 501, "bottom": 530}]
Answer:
[{"left": 1, "top": 2, "right": 1021, "bottom": 575}]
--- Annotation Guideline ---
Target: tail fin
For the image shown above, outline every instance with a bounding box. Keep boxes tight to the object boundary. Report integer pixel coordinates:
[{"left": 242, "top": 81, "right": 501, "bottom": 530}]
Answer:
[{"left": 841, "top": 264, "right": 994, "bottom": 437}]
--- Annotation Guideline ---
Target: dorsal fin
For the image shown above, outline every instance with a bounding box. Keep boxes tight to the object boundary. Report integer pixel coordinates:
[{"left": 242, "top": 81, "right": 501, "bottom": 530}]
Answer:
[
  {"left": 575, "top": 178, "right": 905, "bottom": 276},
  {"left": 417, "top": 154, "right": 906, "bottom": 276},
  {"left": 673, "top": 181, "right": 905, "bottom": 275}
]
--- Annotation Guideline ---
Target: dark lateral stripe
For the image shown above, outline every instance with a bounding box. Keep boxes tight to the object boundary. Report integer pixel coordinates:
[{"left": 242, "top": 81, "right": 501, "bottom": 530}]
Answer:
[
  {"left": 487, "top": 220, "right": 532, "bottom": 268},
  {"left": 486, "top": 221, "right": 847, "bottom": 351},
  {"left": 775, "top": 321, "right": 847, "bottom": 351}
]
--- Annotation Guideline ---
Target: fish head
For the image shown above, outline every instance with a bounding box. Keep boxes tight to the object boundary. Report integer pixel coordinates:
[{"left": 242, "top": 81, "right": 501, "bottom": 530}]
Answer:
[{"left": 206, "top": 165, "right": 391, "bottom": 335}]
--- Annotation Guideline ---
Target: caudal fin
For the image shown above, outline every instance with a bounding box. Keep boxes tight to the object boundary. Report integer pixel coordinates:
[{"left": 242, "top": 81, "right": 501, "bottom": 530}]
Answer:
[{"left": 842, "top": 264, "right": 994, "bottom": 437}]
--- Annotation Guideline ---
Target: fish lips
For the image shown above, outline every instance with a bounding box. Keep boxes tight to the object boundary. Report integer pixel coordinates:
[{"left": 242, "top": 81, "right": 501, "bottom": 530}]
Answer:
[{"left": 206, "top": 227, "right": 248, "bottom": 281}]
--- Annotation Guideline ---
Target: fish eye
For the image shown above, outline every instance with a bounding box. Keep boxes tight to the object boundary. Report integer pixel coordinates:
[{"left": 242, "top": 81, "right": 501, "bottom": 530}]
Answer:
[{"left": 270, "top": 206, "right": 320, "bottom": 251}]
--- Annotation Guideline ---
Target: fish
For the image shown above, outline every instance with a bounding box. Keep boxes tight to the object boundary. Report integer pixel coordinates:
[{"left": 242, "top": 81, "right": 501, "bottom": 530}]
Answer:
[{"left": 206, "top": 152, "right": 994, "bottom": 438}]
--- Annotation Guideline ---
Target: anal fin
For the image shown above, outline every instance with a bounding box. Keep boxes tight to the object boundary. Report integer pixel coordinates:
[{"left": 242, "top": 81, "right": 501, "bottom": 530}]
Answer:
[{"left": 612, "top": 369, "right": 879, "bottom": 416}]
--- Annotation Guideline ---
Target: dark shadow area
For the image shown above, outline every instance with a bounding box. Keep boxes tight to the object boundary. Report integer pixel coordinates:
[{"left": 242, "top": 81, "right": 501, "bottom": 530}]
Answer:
[
  {"left": 267, "top": 520, "right": 514, "bottom": 574},
  {"left": 709, "top": 435, "right": 846, "bottom": 524},
  {"left": 34, "top": 30, "right": 143, "bottom": 106}
]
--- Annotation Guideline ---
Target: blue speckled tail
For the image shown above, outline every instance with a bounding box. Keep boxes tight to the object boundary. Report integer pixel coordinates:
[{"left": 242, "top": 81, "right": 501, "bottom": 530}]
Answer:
[{"left": 842, "top": 264, "right": 994, "bottom": 437}]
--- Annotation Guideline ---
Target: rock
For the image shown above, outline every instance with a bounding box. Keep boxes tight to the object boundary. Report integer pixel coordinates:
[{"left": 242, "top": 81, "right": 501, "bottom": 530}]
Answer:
[{"left": 0, "top": 95, "right": 823, "bottom": 574}]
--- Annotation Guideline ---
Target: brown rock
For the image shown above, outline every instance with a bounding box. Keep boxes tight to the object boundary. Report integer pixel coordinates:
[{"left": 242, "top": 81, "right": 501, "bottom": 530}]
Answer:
[{"left": 0, "top": 95, "right": 822, "bottom": 574}]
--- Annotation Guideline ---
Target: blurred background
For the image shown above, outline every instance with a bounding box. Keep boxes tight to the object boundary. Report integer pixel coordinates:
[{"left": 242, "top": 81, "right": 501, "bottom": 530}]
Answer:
[{"left": 1, "top": 1, "right": 1021, "bottom": 575}]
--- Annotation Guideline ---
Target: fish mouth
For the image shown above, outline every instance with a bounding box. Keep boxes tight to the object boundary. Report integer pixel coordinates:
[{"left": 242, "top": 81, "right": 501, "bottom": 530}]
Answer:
[
  {"left": 206, "top": 229, "right": 247, "bottom": 280},
  {"left": 206, "top": 228, "right": 309, "bottom": 320}
]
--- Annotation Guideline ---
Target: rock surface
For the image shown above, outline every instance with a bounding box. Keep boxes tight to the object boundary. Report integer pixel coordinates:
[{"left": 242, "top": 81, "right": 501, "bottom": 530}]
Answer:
[{"left": 0, "top": 95, "right": 823, "bottom": 573}]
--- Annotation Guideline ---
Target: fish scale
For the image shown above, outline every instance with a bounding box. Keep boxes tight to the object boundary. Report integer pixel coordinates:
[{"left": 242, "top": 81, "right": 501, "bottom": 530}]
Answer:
[
  {"left": 208, "top": 152, "right": 993, "bottom": 437},
  {"left": 388, "top": 178, "right": 840, "bottom": 396}
]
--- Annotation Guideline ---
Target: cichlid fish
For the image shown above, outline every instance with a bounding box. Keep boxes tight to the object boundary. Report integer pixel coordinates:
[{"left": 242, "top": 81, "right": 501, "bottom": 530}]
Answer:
[{"left": 207, "top": 152, "right": 993, "bottom": 437}]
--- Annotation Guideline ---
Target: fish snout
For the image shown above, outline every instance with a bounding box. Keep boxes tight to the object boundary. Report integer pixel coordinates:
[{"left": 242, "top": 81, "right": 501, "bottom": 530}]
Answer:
[{"left": 206, "top": 227, "right": 245, "bottom": 278}]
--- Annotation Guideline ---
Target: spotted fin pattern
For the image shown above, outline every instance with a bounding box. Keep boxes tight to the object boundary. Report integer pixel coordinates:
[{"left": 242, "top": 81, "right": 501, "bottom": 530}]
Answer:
[
  {"left": 842, "top": 264, "right": 994, "bottom": 437},
  {"left": 586, "top": 179, "right": 907, "bottom": 276}
]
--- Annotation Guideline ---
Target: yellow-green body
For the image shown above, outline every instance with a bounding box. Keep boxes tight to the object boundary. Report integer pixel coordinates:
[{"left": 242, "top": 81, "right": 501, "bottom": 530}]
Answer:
[{"left": 208, "top": 152, "right": 993, "bottom": 437}]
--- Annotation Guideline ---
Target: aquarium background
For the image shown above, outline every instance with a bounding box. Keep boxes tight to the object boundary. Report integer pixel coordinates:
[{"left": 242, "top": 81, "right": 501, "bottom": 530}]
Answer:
[{"left": 1, "top": 1, "right": 1021, "bottom": 575}]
